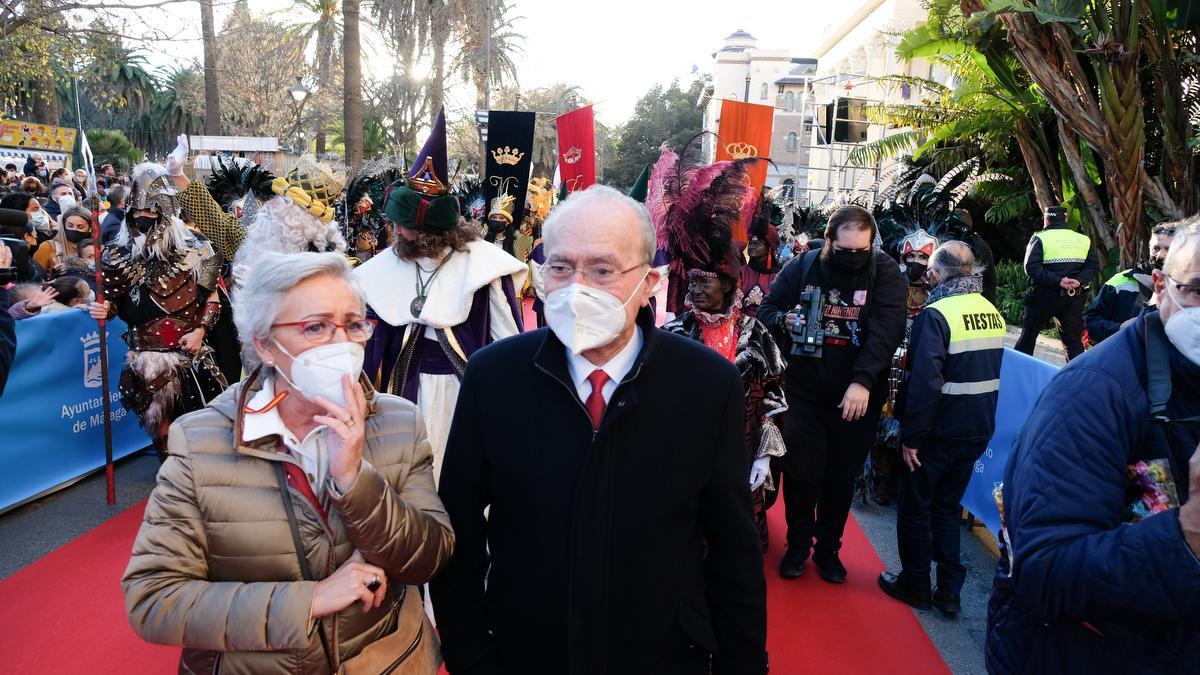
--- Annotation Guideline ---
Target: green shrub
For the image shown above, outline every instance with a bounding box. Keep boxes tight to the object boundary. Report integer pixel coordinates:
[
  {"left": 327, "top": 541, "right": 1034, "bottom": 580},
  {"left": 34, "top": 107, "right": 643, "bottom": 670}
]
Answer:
[{"left": 995, "top": 260, "right": 1027, "bottom": 326}]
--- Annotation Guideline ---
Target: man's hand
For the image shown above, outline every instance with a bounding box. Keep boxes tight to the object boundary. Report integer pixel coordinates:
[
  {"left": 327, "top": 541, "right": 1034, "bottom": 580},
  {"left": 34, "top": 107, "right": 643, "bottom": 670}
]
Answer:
[
  {"left": 165, "top": 134, "right": 189, "bottom": 176},
  {"left": 839, "top": 382, "right": 870, "bottom": 421},
  {"left": 784, "top": 312, "right": 804, "bottom": 331},
  {"left": 902, "top": 445, "right": 921, "bottom": 472},
  {"left": 1180, "top": 442, "right": 1200, "bottom": 558},
  {"left": 749, "top": 456, "right": 771, "bottom": 491},
  {"left": 1059, "top": 277, "right": 1076, "bottom": 290},
  {"left": 178, "top": 328, "right": 205, "bottom": 354}
]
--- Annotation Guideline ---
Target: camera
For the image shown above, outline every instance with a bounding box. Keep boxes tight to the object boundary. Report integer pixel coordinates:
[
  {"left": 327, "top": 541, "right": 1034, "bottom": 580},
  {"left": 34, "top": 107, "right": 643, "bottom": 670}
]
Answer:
[{"left": 789, "top": 286, "right": 825, "bottom": 359}]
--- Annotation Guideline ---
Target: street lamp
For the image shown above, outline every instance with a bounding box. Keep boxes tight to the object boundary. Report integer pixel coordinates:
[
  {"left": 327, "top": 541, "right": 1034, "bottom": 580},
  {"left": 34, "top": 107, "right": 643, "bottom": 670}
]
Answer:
[{"left": 288, "top": 77, "right": 312, "bottom": 154}]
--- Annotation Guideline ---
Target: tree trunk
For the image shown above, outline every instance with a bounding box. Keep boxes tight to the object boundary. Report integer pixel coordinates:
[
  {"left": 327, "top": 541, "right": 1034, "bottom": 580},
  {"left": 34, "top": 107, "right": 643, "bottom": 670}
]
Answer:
[
  {"left": 314, "top": 26, "right": 330, "bottom": 156},
  {"left": 431, "top": 36, "right": 446, "bottom": 121},
  {"left": 1058, "top": 120, "right": 1116, "bottom": 252},
  {"left": 343, "top": 0, "right": 363, "bottom": 168},
  {"left": 1014, "top": 119, "right": 1057, "bottom": 210},
  {"left": 30, "top": 76, "right": 59, "bottom": 125},
  {"left": 199, "top": 0, "right": 222, "bottom": 135}
]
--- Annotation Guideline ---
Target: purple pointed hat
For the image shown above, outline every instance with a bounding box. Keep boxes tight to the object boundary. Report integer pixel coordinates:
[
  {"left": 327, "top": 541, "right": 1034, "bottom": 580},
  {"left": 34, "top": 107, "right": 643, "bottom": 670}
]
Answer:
[{"left": 408, "top": 107, "right": 449, "bottom": 196}]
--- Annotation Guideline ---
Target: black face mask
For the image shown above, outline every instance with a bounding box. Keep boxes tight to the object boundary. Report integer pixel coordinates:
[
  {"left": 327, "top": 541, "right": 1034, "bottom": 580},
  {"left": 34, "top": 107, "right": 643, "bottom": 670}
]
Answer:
[
  {"left": 1152, "top": 257, "right": 1165, "bottom": 271},
  {"left": 905, "top": 262, "right": 928, "bottom": 283},
  {"left": 35, "top": 228, "right": 57, "bottom": 245},
  {"left": 832, "top": 248, "right": 872, "bottom": 272},
  {"left": 131, "top": 215, "right": 159, "bottom": 233},
  {"left": 65, "top": 229, "right": 90, "bottom": 243}
]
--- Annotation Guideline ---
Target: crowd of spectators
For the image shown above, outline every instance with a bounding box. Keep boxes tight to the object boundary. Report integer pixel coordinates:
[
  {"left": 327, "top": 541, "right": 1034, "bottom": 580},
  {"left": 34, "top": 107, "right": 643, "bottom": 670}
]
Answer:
[{"left": 0, "top": 158, "right": 128, "bottom": 320}]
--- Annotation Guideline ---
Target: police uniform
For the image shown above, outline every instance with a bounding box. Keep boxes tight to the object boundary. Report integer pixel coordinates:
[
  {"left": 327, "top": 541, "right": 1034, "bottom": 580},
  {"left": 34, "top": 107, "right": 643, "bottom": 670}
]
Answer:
[
  {"left": 1014, "top": 210, "right": 1099, "bottom": 360},
  {"left": 893, "top": 288, "right": 1005, "bottom": 601},
  {"left": 1082, "top": 268, "right": 1151, "bottom": 344}
]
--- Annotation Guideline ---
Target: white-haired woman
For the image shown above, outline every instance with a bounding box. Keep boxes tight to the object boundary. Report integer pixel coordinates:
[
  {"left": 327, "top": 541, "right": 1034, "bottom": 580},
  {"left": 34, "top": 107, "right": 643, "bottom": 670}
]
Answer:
[{"left": 122, "top": 251, "right": 453, "bottom": 674}]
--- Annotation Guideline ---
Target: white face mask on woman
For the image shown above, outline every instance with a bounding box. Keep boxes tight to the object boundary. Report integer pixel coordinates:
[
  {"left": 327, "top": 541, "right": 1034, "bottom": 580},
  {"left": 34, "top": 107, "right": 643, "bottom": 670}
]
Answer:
[
  {"left": 1164, "top": 283, "right": 1200, "bottom": 367},
  {"left": 544, "top": 270, "right": 649, "bottom": 355},
  {"left": 272, "top": 340, "right": 364, "bottom": 407}
]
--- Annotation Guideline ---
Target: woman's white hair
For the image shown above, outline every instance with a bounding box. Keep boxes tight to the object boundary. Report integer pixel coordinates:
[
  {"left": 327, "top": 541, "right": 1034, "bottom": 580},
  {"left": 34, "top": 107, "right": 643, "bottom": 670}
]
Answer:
[
  {"left": 542, "top": 185, "right": 655, "bottom": 265},
  {"left": 232, "top": 195, "right": 347, "bottom": 286},
  {"left": 233, "top": 251, "right": 366, "bottom": 368}
]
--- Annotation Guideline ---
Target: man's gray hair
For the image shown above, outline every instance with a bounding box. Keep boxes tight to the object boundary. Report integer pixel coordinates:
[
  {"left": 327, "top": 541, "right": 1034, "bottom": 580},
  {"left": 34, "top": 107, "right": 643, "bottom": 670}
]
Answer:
[
  {"left": 542, "top": 184, "right": 656, "bottom": 266},
  {"left": 232, "top": 251, "right": 366, "bottom": 361},
  {"left": 1164, "top": 221, "right": 1200, "bottom": 276},
  {"left": 930, "top": 240, "right": 980, "bottom": 281}
]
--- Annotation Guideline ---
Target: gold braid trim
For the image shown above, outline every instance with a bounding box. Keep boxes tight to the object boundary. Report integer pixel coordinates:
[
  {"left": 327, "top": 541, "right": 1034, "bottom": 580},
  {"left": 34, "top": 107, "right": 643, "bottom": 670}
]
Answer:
[{"left": 271, "top": 176, "right": 334, "bottom": 222}]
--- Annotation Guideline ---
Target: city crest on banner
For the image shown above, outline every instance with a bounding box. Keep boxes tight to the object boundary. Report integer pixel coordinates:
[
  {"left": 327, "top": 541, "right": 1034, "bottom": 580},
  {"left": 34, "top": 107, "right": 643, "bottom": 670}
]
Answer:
[
  {"left": 555, "top": 105, "right": 596, "bottom": 194},
  {"left": 484, "top": 110, "right": 536, "bottom": 224}
]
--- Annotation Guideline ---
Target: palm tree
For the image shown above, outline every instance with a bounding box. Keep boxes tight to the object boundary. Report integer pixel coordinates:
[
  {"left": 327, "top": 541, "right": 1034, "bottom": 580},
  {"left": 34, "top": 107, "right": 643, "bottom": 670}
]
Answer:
[
  {"left": 199, "top": 0, "right": 221, "bottom": 135},
  {"left": 451, "top": 0, "right": 524, "bottom": 111},
  {"left": 343, "top": 0, "right": 363, "bottom": 167},
  {"left": 287, "top": 0, "right": 342, "bottom": 154}
]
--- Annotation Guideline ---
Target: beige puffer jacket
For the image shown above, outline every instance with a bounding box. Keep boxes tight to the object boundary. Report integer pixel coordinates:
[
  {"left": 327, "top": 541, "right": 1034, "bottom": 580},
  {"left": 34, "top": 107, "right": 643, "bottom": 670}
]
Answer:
[{"left": 121, "top": 370, "right": 454, "bottom": 674}]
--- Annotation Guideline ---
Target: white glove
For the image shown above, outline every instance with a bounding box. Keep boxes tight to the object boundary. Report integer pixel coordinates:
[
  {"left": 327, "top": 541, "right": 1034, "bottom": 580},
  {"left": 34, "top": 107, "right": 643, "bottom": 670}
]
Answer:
[
  {"left": 749, "top": 456, "right": 772, "bottom": 491},
  {"left": 165, "top": 134, "right": 189, "bottom": 176}
]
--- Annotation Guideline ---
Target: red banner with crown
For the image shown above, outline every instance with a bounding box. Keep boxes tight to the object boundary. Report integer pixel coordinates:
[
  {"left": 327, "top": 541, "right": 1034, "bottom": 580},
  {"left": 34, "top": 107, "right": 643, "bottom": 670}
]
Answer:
[
  {"left": 555, "top": 106, "right": 596, "bottom": 194},
  {"left": 716, "top": 99, "right": 774, "bottom": 192}
]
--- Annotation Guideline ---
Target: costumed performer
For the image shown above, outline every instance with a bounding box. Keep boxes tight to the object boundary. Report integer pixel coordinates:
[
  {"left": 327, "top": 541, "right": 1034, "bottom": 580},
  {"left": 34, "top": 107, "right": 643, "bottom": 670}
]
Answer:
[{"left": 355, "top": 108, "right": 527, "bottom": 482}]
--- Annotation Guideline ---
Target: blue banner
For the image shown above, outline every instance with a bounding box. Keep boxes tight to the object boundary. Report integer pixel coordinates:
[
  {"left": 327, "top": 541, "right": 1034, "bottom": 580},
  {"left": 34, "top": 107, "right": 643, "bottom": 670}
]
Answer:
[
  {"left": 0, "top": 310, "right": 150, "bottom": 512},
  {"left": 961, "top": 348, "right": 1061, "bottom": 535}
]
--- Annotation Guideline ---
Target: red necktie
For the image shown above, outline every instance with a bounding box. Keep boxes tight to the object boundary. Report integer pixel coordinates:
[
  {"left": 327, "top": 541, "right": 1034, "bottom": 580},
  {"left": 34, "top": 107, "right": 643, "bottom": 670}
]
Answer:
[{"left": 585, "top": 369, "right": 609, "bottom": 430}]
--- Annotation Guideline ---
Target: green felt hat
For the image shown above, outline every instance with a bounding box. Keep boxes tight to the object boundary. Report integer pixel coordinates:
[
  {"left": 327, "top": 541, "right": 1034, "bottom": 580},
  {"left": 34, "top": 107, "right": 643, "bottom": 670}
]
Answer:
[{"left": 383, "top": 181, "right": 460, "bottom": 233}]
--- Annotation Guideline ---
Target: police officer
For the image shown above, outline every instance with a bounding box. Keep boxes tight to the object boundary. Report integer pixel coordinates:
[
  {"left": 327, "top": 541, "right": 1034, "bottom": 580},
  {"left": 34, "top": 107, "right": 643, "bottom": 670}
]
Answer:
[
  {"left": 1083, "top": 222, "right": 1177, "bottom": 344},
  {"left": 1014, "top": 205, "right": 1099, "bottom": 360},
  {"left": 878, "top": 241, "right": 1004, "bottom": 616}
]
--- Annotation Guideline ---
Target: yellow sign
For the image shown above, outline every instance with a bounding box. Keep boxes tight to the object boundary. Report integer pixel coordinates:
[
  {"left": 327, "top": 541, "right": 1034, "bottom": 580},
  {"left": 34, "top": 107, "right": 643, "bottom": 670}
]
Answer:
[{"left": 0, "top": 119, "right": 78, "bottom": 153}]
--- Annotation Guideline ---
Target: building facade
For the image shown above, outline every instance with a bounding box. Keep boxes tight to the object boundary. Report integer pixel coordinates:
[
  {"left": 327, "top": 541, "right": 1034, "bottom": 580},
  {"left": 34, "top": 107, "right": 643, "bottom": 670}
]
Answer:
[{"left": 698, "top": 30, "right": 818, "bottom": 196}]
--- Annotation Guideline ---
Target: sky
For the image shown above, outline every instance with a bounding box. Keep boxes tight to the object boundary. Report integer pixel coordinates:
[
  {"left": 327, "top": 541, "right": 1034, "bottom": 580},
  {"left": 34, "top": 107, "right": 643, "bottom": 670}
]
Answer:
[{"left": 132, "top": 0, "right": 852, "bottom": 127}]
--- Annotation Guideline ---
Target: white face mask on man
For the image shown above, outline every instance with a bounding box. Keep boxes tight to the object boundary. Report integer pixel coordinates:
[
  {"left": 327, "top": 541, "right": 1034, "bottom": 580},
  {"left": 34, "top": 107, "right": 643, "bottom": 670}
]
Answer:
[
  {"left": 272, "top": 340, "right": 365, "bottom": 407},
  {"left": 1164, "top": 283, "right": 1200, "bottom": 367},
  {"left": 544, "top": 269, "right": 650, "bottom": 355}
]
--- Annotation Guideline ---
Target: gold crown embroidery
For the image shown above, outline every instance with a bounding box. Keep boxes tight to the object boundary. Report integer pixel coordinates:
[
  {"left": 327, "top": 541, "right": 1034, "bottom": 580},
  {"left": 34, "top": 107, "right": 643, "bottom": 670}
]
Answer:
[
  {"left": 491, "top": 146, "right": 525, "bottom": 166},
  {"left": 563, "top": 146, "right": 583, "bottom": 165},
  {"left": 725, "top": 141, "right": 758, "bottom": 160}
]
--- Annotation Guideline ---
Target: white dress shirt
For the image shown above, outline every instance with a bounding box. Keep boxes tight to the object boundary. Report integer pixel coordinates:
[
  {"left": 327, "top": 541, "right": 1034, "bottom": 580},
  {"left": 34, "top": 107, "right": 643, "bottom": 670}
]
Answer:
[
  {"left": 243, "top": 377, "right": 331, "bottom": 493},
  {"left": 566, "top": 326, "right": 643, "bottom": 405}
]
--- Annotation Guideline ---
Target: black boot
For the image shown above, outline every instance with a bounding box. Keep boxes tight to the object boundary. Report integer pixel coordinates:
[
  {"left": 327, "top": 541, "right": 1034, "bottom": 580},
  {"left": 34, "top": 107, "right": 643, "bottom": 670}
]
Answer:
[
  {"left": 779, "top": 547, "right": 808, "bottom": 579},
  {"left": 813, "top": 550, "right": 848, "bottom": 584},
  {"left": 878, "top": 572, "right": 932, "bottom": 610},
  {"left": 932, "top": 588, "right": 961, "bottom": 617}
]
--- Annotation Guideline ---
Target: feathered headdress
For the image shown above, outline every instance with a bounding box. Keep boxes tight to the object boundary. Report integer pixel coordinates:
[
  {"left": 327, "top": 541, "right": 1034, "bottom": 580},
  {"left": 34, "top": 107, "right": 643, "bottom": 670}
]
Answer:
[
  {"left": 205, "top": 155, "right": 276, "bottom": 213},
  {"left": 648, "top": 133, "right": 757, "bottom": 278}
]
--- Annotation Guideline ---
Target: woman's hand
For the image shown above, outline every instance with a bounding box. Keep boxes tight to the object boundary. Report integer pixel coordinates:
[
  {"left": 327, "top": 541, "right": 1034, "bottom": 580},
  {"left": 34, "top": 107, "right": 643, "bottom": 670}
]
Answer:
[
  {"left": 313, "top": 374, "right": 367, "bottom": 492},
  {"left": 178, "top": 328, "right": 205, "bottom": 354},
  {"left": 85, "top": 300, "right": 111, "bottom": 320},
  {"left": 310, "top": 552, "right": 387, "bottom": 619},
  {"left": 25, "top": 286, "right": 58, "bottom": 311}
]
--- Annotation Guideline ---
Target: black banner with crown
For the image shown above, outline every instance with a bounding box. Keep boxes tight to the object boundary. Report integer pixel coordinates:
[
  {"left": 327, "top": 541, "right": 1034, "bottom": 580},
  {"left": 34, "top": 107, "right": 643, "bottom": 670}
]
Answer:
[{"left": 484, "top": 111, "right": 536, "bottom": 230}]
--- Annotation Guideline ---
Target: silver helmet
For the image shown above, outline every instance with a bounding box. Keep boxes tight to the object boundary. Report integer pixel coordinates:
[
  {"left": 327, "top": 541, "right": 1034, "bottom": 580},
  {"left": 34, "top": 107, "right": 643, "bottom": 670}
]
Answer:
[{"left": 128, "top": 162, "right": 180, "bottom": 219}]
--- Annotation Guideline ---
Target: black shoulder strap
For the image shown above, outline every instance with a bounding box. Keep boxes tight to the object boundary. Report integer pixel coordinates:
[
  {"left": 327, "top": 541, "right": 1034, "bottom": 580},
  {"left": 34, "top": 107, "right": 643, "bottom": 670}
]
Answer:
[
  {"left": 796, "top": 249, "right": 820, "bottom": 288},
  {"left": 1144, "top": 313, "right": 1172, "bottom": 419},
  {"left": 273, "top": 462, "right": 336, "bottom": 671}
]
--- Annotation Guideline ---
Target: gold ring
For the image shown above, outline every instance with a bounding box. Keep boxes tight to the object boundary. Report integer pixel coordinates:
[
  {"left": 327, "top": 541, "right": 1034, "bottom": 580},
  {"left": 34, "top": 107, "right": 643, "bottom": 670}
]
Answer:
[{"left": 344, "top": 417, "right": 355, "bottom": 428}]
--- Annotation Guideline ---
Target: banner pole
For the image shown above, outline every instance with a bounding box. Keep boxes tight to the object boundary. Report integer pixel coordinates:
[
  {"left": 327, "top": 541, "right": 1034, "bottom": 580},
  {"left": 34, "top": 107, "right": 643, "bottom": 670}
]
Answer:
[{"left": 73, "top": 84, "right": 117, "bottom": 506}]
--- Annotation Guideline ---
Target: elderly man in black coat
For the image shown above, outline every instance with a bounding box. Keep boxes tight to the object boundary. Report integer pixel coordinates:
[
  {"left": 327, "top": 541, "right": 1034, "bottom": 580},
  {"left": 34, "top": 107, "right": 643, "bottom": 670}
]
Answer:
[{"left": 431, "top": 185, "right": 768, "bottom": 675}]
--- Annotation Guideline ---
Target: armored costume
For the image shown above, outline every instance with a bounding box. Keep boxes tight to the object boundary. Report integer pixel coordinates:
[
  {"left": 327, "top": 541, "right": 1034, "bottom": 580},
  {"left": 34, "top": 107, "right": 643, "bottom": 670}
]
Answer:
[{"left": 100, "top": 163, "right": 229, "bottom": 459}]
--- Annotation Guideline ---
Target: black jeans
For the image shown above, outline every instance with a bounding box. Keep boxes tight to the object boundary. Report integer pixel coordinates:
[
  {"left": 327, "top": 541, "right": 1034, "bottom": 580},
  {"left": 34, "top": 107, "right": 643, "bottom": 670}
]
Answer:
[
  {"left": 1015, "top": 287, "right": 1086, "bottom": 360},
  {"left": 780, "top": 399, "right": 882, "bottom": 556},
  {"left": 896, "top": 438, "right": 987, "bottom": 596}
]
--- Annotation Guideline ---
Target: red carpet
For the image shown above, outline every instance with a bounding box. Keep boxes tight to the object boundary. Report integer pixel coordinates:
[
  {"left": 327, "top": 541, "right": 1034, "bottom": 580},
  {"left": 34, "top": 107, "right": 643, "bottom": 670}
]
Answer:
[
  {"left": 0, "top": 501, "right": 947, "bottom": 673},
  {"left": 762, "top": 506, "right": 949, "bottom": 674},
  {"left": 0, "top": 502, "right": 178, "bottom": 673}
]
